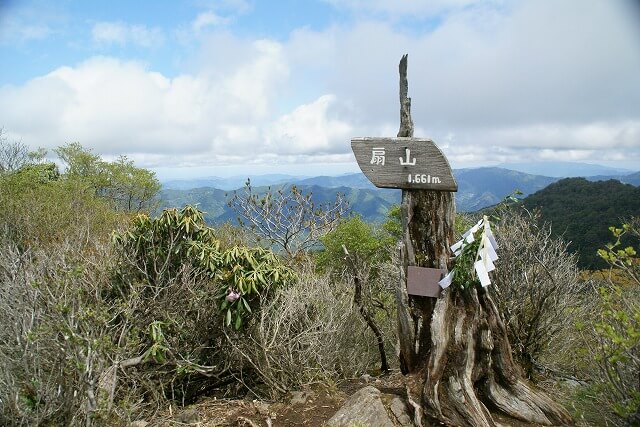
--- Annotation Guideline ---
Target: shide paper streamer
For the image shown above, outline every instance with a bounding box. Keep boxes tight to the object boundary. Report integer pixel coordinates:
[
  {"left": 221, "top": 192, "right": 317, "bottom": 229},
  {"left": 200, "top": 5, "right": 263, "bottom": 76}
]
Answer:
[{"left": 439, "top": 216, "right": 499, "bottom": 290}]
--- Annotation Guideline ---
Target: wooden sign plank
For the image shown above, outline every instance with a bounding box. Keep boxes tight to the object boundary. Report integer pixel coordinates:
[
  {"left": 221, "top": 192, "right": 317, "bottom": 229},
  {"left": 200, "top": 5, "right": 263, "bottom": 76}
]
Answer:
[
  {"left": 351, "top": 137, "right": 457, "bottom": 191},
  {"left": 407, "top": 266, "right": 445, "bottom": 297}
]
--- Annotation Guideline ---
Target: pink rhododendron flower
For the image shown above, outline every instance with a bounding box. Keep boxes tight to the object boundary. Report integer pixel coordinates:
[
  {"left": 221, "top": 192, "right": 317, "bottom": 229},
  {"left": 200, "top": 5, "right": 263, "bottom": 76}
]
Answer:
[{"left": 226, "top": 290, "right": 240, "bottom": 302}]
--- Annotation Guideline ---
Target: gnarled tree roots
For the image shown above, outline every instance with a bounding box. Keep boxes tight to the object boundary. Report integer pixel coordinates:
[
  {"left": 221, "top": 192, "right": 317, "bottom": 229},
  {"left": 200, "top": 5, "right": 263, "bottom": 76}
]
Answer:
[{"left": 415, "top": 287, "right": 573, "bottom": 427}]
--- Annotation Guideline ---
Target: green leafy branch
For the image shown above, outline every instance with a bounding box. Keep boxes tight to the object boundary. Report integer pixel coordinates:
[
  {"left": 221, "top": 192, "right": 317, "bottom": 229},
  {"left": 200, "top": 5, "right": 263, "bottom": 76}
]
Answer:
[{"left": 450, "top": 232, "right": 482, "bottom": 291}]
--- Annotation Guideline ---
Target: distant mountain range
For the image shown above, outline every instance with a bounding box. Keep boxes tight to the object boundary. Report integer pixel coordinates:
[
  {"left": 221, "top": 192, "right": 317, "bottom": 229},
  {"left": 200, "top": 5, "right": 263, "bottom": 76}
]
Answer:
[
  {"left": 159, "top": 183, "right": 398, "bottom": 225},
  {"left": 155, "top": 166, "right": 579, "bottom": 223},
  {"left": 497, "top": 161, "right": 633, "bottom": 178},
  {"left": 455, "top": 168, "right": 557, "bottom": 212},
  {"left": 155, "top": 165, "right": 640, "bottom": 271},
  {"left": 163, "top": 174, "right": 310, "bottom": 191},
  {"left": 586, "top": 171, "right": 640, "bottom": 186}
]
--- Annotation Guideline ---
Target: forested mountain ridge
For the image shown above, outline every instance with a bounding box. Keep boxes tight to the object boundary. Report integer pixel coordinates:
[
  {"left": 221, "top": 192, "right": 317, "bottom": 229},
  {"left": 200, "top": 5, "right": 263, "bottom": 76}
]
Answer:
[
  {"left": 160, "top": 187, "right": 230, "bottom": 222},
  {"left": 157, "top": 171, "right": 640, "bottom": 270},
  {"left": 156, "top": 167, "right": 559, "bottom": 220},
  {"left": 159, "top": 184, "right": 399, "bottom": 224},
  {"left": 522, "top": 177, "right": 640, "bottom": 269}
]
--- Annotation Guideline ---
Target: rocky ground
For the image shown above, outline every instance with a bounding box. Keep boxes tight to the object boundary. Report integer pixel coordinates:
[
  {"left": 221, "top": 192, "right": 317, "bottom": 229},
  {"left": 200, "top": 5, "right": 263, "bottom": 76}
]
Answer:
[{"left": 131, "top": 371, "right": 580, "bottom": 427}]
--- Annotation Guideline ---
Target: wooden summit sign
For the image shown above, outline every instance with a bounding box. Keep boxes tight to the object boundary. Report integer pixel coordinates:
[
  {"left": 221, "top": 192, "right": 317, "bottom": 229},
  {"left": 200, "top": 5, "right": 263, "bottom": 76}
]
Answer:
[{"left": 351, "top": 137, "right": 457, "bottom": 191}]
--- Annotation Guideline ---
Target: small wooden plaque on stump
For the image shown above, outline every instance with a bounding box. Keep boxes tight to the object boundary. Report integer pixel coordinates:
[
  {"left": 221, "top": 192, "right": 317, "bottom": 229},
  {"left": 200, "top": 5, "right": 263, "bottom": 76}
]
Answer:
[{"left": 406, "top": 266, "right": 445, "bottom": 298}]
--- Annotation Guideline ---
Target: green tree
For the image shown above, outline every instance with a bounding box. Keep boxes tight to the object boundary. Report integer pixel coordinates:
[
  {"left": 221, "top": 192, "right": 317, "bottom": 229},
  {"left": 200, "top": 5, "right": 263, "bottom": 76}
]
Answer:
[
  {"left": 101, "top": 155, "right": 160, "bottom": 212},
  {"left": 0, "top": 128, "right": 30, "bottom": 173},
  {"left": 382, "top": 204, "right": 402, "bottom": 241},
  {"left": 0, "top": 159, "right": 120, "bottom": 249},
  {"left": 589, "top": 220, "right": 640, "bottom": 422},
  {"left": 316, "top": 215, "right": 392, "bottom": 275},
  {"left": 55, "top": 142, "right": 103, "bottom": 179},
  {"left": 55, "top": 143, "right": 160, "bottom": 212},
  {"left": 316, "top": 215, "right": 396, "bottom": 373}
]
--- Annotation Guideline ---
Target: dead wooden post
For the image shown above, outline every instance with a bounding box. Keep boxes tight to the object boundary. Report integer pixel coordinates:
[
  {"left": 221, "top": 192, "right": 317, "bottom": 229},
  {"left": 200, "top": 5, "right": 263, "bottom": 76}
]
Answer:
[
  {"left": 351, "top": 55, "right": 572, "bottom": 427},
  {"left": 352, "top": 54, "right": 457, "bottom": 373}
]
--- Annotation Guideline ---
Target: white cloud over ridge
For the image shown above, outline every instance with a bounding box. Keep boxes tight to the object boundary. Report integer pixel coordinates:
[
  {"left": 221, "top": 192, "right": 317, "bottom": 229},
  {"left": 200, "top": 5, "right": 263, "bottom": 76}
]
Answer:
[{"left": 1, "top": 0, "right": 640, "bottom": 174}]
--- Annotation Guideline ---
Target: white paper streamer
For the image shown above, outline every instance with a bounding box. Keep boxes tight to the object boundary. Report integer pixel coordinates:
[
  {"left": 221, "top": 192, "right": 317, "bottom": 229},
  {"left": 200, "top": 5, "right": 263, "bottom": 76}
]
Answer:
[
  {"left": 438, "top": 270, "right": 454, "bottom": 289},
  {"left": 482, "top": 235, "right": 499, "bottom": 262},
  {"left": 448, "top": 217, "right": 500, "bottom": 289},
  {"left": 484, "top": 219, "right": 498, "bottom": 249},
  {"left": 482, "top": 254, "right": 496, "bottom": 273},
  {"left": 450, "top": 240, "right": 463, "bottom": 254},
  {"left": 474, "top": 260, "right": 491, "bottom": 287},
  {"left": 462, "top": 219, "right": 483, "bottom": 239},
  {"left": 465, "top": 232, "right": 475, "bottom": 244}
]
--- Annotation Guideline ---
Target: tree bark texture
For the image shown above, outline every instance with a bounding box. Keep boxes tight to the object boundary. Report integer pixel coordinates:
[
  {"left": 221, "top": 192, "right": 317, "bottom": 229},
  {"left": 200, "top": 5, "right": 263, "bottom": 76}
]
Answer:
[
  {"left": 421, "top": 286, "right": 573, "bottom": 426},
  {"left": 394, "top": 55, "right": 572, "bottom": 426},
  {"left": 397, "top": 54, "right": 414, "bottom": 139}
]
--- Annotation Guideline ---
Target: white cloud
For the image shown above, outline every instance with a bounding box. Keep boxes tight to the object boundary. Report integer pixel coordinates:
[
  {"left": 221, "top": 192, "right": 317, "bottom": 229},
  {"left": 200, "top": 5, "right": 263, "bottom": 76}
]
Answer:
[
  {"left": 0, "top": 10, "right": 55, "bottom": 44},
  {"left": 192, "top": 11, "right": 230, "bottom": 31},
  {"left": 0, "top": 40, "right": 290, "bottom": 164},
  {"left": 187, "top": 0, "right": 251, "bottom": 35},
  {"left": 279, "top": 0, "right": 640, "bottom": 168},
  {"left": 92, "top": 22, "right": 164, "bottom": 48},
  {"left": 2, "top": 0, "right": 640, "bottom": 173},
  {"left": 437, "top": 120, "right": 640, "bottom": 167},
  {"left": 265, "top": 95, "right": 353, "bottom": 155}
]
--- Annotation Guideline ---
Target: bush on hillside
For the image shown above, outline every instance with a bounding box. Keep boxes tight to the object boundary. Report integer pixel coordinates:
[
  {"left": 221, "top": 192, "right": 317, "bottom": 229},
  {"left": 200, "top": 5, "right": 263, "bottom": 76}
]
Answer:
[
  {"left": 575, "top": 219, "right": 640, "bottom": 425},
  {"left": 492, "top": 208, "right": 586, "bottom": 377}
]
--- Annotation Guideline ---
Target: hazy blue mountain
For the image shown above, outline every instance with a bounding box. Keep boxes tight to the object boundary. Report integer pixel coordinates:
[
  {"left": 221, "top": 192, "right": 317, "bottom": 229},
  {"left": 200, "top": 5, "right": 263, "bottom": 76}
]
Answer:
[
  {"left": 159, "top": 187, "right": 230, "bottom": 224},
  {"left": 497, "top": 161, "right": 632, "bottom": 178},
  {"left": 621, "top": 171, "right": 640, "bottom": 186},
  {"left": 293, "top": 173, "right": 375, "bottom": 189},
  {"left": 162, "top": 163, "right": 637, "bottom": 193},
  {"left": 587, "top": 171, "right": 640, "bottom": 186},
  {"left": 162, "top": 174, "right": 308, "bottom": 191},
  {"left": 242, "top": 184, "right": 397, "bottom": 223},
  {"left": 455, "top": 167, "right": 557, "bottom": 211},
  {"left": 157, "top": 183, "right": 399, "bottom": 225},
  {"left": 156, "top": 167, "right": 567, "bottom": 224}
]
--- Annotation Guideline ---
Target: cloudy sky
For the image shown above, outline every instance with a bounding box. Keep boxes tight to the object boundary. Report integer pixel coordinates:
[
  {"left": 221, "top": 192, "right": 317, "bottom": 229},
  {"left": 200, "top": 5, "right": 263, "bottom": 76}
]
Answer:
[{"left": 1, "top": 0, "right": 639, "bottom": 179}]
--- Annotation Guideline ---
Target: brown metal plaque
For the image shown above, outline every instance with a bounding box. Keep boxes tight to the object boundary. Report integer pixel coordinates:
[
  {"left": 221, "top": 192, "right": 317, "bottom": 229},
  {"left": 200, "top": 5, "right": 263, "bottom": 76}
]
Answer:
[
  {"left": 351, "top": 137, "right": 457, "bottom": 191},
  {"left": 407, "top": 266, "right": 445, "bottom": 298}
]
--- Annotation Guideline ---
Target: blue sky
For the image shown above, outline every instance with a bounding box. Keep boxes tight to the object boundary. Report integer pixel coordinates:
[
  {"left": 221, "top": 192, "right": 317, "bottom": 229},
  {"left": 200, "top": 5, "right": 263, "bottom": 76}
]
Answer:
[{"left": 1, "top": 0, "right": 639, "bottom": 179}]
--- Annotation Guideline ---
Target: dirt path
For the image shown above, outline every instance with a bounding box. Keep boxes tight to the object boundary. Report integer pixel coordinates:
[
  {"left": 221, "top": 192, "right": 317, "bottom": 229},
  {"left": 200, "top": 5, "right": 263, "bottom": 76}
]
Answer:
[{"left": 141, "top": 372, "right": 576, "bottom": 427}]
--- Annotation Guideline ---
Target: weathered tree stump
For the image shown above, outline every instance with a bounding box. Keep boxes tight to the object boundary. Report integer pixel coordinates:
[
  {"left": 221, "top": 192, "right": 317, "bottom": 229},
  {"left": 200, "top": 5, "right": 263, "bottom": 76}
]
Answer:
[{"left": 394, "top": 55, "right": 572, "bottom": 426}]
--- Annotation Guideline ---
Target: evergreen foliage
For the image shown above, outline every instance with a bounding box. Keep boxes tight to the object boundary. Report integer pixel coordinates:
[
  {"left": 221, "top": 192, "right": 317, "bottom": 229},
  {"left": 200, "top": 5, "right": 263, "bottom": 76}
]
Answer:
[
  {"left": 591, "top": 221, "right": 640, "bottom": 420},
  {"left": 112, "top": 205, "right": 295, "bottom": 329},
  {"left": 523, "top": 178, "right": 640, "bottom": 268}
]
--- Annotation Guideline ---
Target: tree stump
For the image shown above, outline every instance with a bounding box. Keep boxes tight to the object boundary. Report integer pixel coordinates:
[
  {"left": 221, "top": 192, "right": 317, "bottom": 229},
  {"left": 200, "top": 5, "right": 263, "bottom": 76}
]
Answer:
[{"left": 395, "top": 55, "right": 572, "bottom": 426}]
